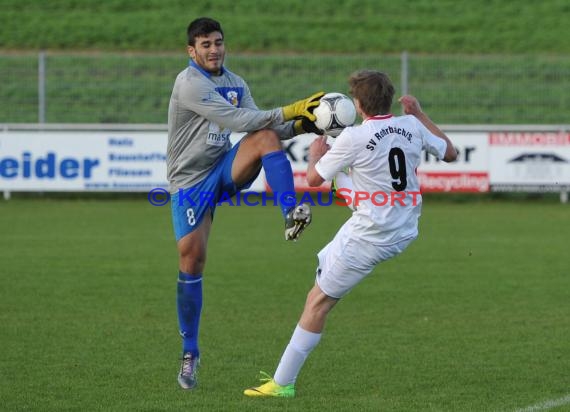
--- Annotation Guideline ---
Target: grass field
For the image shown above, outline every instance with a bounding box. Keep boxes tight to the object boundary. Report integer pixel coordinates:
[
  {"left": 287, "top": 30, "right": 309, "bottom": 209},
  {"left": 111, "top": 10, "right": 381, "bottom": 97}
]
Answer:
[
  {"left": 2, "top": 1, "right": 570, "bottom": 125},
  {"left": 0, "top": 196, "right": 568, "bottom": 411},
  {"left": 2, "top": 0, "right": 569, "bottom": 54},
  {"left": 2, "top": 52, "right": 570, "bottom": 124}
]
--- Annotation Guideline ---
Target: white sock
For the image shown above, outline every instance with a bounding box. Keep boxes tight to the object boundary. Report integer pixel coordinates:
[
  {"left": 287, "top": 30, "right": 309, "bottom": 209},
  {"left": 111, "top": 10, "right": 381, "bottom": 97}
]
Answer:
[{"left": 273, "top": 325, "right": 321, "bottom": 386}]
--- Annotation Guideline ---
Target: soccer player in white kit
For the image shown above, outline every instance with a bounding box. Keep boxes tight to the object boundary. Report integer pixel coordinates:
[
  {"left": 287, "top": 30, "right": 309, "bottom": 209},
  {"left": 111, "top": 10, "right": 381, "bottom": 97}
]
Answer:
[{"left": 245, "top": 70, "right": 458, "bottom": 397}]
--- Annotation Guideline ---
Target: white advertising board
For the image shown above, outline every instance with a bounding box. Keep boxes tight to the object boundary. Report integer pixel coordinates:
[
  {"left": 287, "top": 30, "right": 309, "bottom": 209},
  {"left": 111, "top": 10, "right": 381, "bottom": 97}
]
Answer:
[
  {"left": 416, "top": 132, "right": 489, "bottom": 192},
  {"left": 2, "top": 127, "right": 568, "bottom": 195},
  {"left": 489, "top": 131, "right": 570, "bottom": 191},
  {"left": 0, "top": 131, "right": 168, "bottom": 191}
]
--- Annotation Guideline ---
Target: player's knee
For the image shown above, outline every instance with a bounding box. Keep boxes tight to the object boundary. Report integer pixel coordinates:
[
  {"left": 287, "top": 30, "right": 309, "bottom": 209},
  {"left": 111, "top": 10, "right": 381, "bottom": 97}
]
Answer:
[
  {"left": 179, "top": 250, "right": 206, "bottom": 274},
  {"left": 306, "top": 292, "right": 333, "bottom": 319},
  {"left": 250, "top": 129, "right": 282, "bottom": 153}
]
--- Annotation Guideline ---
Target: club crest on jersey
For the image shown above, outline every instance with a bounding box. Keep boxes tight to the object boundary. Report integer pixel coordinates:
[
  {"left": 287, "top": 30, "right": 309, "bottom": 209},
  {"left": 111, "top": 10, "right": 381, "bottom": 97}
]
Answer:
[
  {"left": 226, "top": 90, "right": 238, "bottom": 106},
  {"left": 216, "top": 86, "right": 243, "bottom": 107}
]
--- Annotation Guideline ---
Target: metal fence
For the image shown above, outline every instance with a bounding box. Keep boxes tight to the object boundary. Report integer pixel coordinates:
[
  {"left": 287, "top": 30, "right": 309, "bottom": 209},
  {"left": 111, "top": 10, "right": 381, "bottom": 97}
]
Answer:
[{"left": 1, "top": 51, "right": 569, "bottom": 124}]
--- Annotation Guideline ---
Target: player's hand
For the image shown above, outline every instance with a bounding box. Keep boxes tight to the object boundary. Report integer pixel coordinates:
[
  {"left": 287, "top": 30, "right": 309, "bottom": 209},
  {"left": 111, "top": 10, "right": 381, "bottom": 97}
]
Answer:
[
  {"left": 293, "top": 117, "right": 324, "bottom": 135},
  {"left": 399, "top": 95, "right": 423, "bottom": 116},
  {"left": 309, "top": 135, "right": 330, "bottom": 162},
  {"left": 282, "top": 91, "right": 325, "bottom": 121}
]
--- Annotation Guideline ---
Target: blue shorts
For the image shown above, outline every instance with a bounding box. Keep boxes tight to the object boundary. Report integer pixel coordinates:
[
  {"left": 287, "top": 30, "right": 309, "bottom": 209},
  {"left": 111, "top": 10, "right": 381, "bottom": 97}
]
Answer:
[{"left": 171, "top": 142, "right": 259, "bottom": 241}]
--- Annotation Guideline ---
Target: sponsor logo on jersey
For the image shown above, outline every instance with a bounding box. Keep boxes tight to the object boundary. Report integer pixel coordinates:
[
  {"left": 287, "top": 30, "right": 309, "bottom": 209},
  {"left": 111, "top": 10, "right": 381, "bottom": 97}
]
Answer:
[{"left": 206, "top": 123, "right": 231, "bottom": 147}]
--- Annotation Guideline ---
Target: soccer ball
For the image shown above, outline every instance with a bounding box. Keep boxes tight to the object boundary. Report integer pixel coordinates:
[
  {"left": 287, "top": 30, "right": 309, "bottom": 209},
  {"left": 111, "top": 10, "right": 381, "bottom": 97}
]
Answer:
[{"left": 314, "top": 92, "right": 357, "bottom": 137}]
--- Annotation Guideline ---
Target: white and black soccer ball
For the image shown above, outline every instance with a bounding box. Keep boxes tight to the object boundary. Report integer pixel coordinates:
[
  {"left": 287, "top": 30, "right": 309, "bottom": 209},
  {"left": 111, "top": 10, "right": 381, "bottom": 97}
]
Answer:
[{"left": 313, "top": 92, "right": 357, "bottom": 137}]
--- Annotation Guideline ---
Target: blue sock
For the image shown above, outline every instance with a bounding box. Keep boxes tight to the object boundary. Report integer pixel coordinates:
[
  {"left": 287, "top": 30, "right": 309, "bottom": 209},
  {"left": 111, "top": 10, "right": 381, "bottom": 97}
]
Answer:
[
  {"left": 177, "top": 272, "right": 202, "bottom": 357},
  {"left": 261, "top": 150, "right": 296, "bottom": 217}
]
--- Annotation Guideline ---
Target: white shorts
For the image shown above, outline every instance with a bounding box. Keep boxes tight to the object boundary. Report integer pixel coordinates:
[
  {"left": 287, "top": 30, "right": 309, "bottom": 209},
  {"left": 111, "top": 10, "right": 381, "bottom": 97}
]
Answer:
[{"left": 315, "top": 222, "right": 416, "bottom": 299}]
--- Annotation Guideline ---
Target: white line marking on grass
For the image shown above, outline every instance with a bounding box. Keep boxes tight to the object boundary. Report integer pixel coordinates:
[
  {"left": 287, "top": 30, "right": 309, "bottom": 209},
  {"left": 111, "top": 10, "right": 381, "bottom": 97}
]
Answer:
[{"left": 515, "top": 394, "right": 570, "bottom": 412}]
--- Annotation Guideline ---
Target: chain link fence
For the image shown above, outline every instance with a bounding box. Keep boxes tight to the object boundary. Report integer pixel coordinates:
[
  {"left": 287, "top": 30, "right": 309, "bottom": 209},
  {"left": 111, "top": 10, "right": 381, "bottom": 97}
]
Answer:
[{"left": 1, "top": 52, "right": 569, "bottom": 124}]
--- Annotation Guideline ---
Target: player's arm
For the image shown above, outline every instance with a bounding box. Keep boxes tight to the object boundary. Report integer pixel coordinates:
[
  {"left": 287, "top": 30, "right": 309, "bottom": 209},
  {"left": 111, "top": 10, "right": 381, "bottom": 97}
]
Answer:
[
  {"left": 239, "top": 83, "right": 296, "bottom": 139},
  {"left": 399, "top": 95, "right": 458, "bottom": 162},
  {"left": 307, "top": 136, "right": 330, "bottom": 186},
  {"left": 235, "top": 86, "right": 324, "bottom": 139},
  {"left": 273, "top": 92, "right": 325, "bottom": 139},
  {"left": 307, "top": 132, "right": 355, "bottom": 187},
  {"left": 181, "top": 78, "right": 283, "bottom": 131}
]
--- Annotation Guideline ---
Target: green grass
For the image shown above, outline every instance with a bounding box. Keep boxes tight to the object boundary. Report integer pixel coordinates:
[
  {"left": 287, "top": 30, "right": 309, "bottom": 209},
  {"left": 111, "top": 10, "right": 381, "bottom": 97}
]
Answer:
[
  {"left": 2, "top": 0, "right": 570, "bottom": 124},
  {"left": 2, "top": 0, "right": 570, "bottom": 54},
  {"left": 0, "top": 197, "right": 568, "bottom": 411},
  {"left": 2, "top": 52, "right": 570, "bottom": 124}
]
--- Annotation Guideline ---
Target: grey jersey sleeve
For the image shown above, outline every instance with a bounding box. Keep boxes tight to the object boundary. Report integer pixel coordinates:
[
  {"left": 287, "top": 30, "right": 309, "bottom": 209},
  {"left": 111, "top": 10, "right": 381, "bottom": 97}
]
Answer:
[
  {"left": 238, "top": 83, "right": 296, "bottom": 140},
  {"left": 181, "top": 73, "right": 288, "bottom": 133}
]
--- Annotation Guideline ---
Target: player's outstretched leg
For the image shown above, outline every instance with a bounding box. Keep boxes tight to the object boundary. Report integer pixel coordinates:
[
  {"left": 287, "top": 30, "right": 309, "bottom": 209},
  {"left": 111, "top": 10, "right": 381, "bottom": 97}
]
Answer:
[
  {"left": 244, "top": 372, "right": 295, "bottom": 398},
  {"left": 284, "top": 203, "right": 312, "bottom": 241}
]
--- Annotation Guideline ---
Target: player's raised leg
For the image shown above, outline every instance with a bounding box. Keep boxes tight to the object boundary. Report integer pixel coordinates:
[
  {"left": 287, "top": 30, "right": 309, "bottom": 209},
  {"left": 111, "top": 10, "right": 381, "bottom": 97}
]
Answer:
[{"left": 232, "top": 129, "right": 312, "bottom": 241}]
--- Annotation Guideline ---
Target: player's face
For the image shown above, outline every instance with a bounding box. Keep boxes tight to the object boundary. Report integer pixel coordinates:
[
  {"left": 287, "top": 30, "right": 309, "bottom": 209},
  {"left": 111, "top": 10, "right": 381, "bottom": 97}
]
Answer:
[
  {"left": 188, "top": 32, "right": 225, "bottom": 75},
  {"left": 354, "top": 98, "right": 365, "bottom": 119}
]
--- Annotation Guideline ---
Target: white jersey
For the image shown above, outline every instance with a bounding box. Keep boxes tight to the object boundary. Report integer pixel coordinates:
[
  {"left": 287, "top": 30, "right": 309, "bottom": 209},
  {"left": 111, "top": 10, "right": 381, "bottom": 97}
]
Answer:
[{"left": 315, "top": 114, "right": 447, "bottom": 245}]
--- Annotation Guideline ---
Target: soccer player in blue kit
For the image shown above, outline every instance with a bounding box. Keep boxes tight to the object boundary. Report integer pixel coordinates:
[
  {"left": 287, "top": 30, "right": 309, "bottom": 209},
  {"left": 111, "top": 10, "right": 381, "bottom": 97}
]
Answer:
[{"left": 166, "top": 17, "right": 324, "bottom": 389}]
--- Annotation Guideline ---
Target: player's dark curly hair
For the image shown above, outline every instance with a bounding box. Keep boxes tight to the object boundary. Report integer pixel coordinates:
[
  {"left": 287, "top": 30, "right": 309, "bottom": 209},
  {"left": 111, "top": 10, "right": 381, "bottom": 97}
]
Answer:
[
  {"left": 187, "top": 17, "right": 224, "bottom": 46},
  {"left": 349, "top": 70, "right": 394, "bottom": 116}
]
